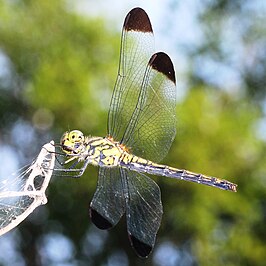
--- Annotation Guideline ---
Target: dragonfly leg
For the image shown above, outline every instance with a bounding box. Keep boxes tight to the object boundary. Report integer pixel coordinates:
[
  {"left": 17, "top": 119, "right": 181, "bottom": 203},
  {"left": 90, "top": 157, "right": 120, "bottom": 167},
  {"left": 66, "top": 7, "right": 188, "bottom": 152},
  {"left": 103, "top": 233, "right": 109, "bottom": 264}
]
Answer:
[
  {"left": 53, "top": 159, "right": 89, "bottom": 178},
  {"left": 55, "top": 153, "right": 79, "bottom": 166}
]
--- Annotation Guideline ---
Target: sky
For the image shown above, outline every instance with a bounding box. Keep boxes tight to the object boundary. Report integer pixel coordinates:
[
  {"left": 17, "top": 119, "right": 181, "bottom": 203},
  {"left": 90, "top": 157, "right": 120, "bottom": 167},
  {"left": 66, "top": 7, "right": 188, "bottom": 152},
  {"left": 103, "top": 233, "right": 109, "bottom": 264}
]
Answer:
[
  {"left": 73, "top": 0, "right": 265, "bottom": 97},
  {"left": 73, "top": 0, "right": 179, "bottom": 56}
]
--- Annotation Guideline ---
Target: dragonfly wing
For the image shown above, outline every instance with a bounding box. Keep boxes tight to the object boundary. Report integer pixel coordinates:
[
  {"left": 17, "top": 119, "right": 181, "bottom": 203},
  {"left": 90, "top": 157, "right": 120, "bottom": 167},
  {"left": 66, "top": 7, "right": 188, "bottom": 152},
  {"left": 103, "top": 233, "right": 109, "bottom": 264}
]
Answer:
[
  {"left": 89, "top": 167, "right": 125, "bottom": 229},
  {"left": 121, "top": 168, "right": 163, "bottom": 258},
  {"left": 108, "top": 7, "right": 154, "bottom": 141},
  {"left": 107, "top": 7, "right": 176, "bottom": 162},
  {"left": 123, "top": 52, "right": 176, "bottom": 162}
]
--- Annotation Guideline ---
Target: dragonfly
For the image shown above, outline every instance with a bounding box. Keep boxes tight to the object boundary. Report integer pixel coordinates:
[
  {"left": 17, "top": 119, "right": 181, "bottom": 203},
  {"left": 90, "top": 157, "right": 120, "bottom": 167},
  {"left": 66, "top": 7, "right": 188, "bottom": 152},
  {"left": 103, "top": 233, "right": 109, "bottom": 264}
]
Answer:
[{"left": 59, "top": 7, "right": 237, "bottom": 258}]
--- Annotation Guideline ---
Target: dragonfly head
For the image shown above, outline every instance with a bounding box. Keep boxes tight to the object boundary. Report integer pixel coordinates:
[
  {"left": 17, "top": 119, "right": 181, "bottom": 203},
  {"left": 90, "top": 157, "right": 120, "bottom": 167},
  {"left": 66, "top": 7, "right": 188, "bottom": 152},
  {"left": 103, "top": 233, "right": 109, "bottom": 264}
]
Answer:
[{"left": 60, "top": 130, "right": 85, "bottom": 155}]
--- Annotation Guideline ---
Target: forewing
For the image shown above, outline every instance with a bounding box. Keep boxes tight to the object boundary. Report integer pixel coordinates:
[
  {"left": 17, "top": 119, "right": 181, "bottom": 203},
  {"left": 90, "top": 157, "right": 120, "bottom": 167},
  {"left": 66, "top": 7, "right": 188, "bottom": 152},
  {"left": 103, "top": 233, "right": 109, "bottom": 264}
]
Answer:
[
  {"left": 108, "top": 7, "right": 154, "bottom": 141},
  {"left": 121, "top": 168, "right": 163, "bottom": 258},
  {"left": 89, "top": 167, "right": 125, "bottom": 229}
]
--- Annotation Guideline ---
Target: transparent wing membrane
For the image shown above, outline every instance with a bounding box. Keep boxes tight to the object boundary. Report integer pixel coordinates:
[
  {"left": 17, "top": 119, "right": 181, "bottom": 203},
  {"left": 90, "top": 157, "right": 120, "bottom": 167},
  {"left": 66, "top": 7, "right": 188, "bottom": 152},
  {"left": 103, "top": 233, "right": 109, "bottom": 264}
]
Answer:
[
  {"left": 108, "top": 8, "right": 154, "bottom": 142},
  {"left": 90, "top": 167, "right": 125, "bottom": 229},
  {"left": 121, "top": 169, "right": 163, "bottom": 258},
  {"left": 0, "top": 141, "right": 55, "bottom": 236},
  {"left": 123, "top": 52, "right": 176, "bottom": 162}
]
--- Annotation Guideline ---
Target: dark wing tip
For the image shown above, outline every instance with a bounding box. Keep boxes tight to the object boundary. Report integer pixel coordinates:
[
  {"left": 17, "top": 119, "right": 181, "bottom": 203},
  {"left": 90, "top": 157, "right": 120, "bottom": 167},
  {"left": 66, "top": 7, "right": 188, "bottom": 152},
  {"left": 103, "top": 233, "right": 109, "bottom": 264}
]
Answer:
[
  {"left": 149, "top": 52, "right": 176, "bottom": 84},
  {"left": 128, "top": 234, "right": 153, "bottom": 258},
  {"left": 89, "top": 208, "right": 113, "bottom": 230},
  {"left": 124, "top": 7, "right": 153, "bottom": 33}
]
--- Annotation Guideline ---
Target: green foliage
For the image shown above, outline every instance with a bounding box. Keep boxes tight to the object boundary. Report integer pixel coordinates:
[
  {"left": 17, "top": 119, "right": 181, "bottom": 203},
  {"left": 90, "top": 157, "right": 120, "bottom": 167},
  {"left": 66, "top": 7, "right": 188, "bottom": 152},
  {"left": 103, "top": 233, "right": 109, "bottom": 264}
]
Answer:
[
  {"left": 0, "top": 0, "right": 119, "bottom": 135},
  {"left": 0, "top": 1, "right": 265, "bottom": 265},
  {"left": 163, "top": 88, "right": 266, "bottom": 265},
  {"left": 188, "top": 0, "right": 266, "bottom": 102}
]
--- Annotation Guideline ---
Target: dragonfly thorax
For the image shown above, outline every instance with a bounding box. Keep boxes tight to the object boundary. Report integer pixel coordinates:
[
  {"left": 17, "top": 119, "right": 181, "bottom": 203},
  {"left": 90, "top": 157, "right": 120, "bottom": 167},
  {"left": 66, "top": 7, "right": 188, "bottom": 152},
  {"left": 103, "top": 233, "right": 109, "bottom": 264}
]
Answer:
[{"left": 60, "top": 130, "right": 130, "bottom": 167}]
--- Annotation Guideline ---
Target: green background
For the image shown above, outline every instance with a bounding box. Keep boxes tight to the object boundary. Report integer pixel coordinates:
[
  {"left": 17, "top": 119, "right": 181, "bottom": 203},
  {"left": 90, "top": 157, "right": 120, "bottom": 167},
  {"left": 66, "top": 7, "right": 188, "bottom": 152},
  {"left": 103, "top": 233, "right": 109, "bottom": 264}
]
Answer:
[{"left": 0, "top": 1, "right": 265, "bottom": 265}]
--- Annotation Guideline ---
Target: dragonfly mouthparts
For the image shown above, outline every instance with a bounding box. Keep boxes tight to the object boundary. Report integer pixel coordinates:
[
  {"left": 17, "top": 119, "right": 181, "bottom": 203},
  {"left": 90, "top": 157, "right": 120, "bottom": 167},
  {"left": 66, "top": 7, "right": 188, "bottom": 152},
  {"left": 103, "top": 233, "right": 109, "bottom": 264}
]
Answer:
[{"left": 61, "top": 145, "right": 81, "bottom": 155}]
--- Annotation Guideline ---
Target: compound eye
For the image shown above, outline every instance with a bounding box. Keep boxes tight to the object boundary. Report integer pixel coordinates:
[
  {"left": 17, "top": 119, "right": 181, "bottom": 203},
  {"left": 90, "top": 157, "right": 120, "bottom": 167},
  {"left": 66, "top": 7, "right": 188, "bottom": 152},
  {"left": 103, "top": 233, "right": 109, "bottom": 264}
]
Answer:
[{"left": 60, "top": 131, "right": 69, "bottom": 145}]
